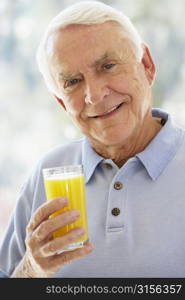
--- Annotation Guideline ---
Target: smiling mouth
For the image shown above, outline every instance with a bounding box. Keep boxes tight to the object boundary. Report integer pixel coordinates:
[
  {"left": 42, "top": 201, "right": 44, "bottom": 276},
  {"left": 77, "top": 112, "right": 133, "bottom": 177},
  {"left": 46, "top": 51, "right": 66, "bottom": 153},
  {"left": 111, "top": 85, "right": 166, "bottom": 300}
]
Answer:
[{"left": 90, "top": 102, "right": 124, "bottom": 118}]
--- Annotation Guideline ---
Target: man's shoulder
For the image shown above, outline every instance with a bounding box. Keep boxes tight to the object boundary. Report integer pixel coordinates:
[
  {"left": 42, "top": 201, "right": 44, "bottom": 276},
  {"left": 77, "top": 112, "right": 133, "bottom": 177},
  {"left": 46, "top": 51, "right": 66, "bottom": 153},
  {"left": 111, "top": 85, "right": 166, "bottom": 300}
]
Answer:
[
  {"left": 44, "top": 138, "right": 84, "bottom": 156},
  {"left": 176, "top": 128, "right": 185, "bottom": 157},
  {"left": 170, "top": 126, "right": 185, "bottom": 170},
  {"left": 39, "top": 137, "right": 85, "bottom": 166},
  {"left": 24, "top": 137, "right": 86, "bottom": 191}
]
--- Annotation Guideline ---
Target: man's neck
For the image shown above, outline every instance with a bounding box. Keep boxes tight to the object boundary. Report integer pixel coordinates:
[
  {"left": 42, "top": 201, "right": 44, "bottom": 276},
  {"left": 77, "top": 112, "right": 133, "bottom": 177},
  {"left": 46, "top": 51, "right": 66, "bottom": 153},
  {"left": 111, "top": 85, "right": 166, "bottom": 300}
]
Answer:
[{"left": 91, "top": 117, "right": 163, "bottom": 168}]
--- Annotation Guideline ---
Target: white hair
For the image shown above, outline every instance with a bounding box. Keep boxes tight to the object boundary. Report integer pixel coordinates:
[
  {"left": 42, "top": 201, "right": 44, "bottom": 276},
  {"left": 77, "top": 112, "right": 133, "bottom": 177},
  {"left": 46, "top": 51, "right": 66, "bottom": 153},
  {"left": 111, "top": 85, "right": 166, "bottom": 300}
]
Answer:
[{"left": 36, "top": 1, "right": 144, "bottom": 97}]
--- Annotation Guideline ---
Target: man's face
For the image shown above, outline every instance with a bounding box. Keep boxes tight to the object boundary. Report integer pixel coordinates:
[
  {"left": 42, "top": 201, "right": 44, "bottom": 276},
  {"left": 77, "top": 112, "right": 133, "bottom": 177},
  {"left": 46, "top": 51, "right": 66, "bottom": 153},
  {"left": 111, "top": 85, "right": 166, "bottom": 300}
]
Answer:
[{"left": 47, "top": 22, "right": 155, "bottom": 147}]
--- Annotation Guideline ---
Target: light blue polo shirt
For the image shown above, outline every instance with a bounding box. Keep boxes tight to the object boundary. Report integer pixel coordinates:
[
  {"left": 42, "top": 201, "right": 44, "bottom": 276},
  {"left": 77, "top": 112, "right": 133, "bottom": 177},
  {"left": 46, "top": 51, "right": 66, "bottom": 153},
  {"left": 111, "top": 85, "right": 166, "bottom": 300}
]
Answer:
[{"left": 0, "top": 108, "right": 185, "bottom": 277}]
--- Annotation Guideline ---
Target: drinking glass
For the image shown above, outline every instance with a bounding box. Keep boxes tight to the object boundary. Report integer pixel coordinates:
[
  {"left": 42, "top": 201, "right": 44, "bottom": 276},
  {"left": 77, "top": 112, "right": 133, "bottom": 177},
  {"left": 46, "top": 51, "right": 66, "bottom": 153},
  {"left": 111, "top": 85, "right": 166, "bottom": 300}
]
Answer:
[{"left": 43, "top": 165, "right": 89, "bottom": 251}]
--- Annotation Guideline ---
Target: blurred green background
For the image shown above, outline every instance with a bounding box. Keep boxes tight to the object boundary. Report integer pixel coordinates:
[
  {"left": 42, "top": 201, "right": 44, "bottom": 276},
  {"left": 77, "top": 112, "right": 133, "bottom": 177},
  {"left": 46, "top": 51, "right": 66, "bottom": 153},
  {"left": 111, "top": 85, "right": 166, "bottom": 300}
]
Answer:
[{"left": 0, "top": 0, "right": 185, "bottom": 240}]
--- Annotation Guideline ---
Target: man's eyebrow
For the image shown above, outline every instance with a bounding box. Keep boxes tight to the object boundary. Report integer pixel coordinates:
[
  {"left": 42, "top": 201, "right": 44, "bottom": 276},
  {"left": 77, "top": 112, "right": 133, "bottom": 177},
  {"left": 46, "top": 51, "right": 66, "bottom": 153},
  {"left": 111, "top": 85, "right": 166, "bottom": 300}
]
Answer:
[
  {"left": 58, "top": 72, "right": 76, "bottom": 81},
  {"left": 91, "top": 52, "right": 111, "bottom": 67},
  {"left": 58, "top": 52, "right": 114, "bottom": 80}
]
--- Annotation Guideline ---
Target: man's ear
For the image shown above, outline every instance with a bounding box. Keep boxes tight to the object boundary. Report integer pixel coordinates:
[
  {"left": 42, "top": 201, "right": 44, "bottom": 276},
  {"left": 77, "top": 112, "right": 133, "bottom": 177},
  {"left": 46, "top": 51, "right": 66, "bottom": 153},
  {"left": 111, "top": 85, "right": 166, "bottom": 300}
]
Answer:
[
  {"left": 54, "top": 95, "right": 66, "bottom": 110},
  {"left": 141, "top": 44, "right": 156, "bottom": 85}
]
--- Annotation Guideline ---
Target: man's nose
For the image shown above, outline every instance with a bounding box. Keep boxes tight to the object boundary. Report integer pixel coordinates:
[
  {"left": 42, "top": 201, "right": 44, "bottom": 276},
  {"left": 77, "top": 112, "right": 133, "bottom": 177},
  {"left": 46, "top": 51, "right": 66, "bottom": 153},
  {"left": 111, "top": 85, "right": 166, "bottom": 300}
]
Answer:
[{"left": 84, "top": 77, "right": 110, "bottom": 104}]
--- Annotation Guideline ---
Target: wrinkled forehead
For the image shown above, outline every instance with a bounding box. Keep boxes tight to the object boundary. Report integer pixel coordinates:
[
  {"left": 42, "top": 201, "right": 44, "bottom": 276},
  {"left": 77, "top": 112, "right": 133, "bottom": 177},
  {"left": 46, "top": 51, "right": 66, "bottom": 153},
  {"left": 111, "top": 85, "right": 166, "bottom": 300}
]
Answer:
[
  {"left": 45, "top": 21, "right": 134, "bottom": 58},
  {"left": 45, "top": 22, "right": 137, "bottom": 76}
]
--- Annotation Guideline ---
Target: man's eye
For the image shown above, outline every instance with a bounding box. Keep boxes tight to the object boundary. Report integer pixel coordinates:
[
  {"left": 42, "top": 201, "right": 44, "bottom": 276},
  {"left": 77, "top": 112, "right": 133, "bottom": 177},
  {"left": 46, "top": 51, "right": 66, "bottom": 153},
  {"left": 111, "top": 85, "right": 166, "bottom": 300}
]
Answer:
[
  {"left": 103, "top": 63, "right": 115, "bottom": 70},
  {"left": 66, "top": 78, "right": 81, "bottom": 87}
]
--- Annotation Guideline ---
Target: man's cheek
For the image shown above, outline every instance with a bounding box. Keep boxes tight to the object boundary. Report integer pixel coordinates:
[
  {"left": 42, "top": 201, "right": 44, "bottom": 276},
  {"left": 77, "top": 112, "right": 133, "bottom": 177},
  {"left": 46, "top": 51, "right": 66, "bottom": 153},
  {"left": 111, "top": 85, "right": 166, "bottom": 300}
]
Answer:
[{"left": 66, "top": 105, "right": 82, "bottom": 117}]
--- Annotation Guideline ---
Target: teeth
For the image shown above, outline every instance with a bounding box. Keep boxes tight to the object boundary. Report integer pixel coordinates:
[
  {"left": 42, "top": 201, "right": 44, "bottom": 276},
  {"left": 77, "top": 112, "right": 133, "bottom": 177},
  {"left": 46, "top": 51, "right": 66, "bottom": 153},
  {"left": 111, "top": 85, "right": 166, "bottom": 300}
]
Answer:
[
  {"left": 102, "top": 105, "right": 118, "bottom": 116},
  {"left": 90, "top": 103, "right": 123, "bottom": 118}
]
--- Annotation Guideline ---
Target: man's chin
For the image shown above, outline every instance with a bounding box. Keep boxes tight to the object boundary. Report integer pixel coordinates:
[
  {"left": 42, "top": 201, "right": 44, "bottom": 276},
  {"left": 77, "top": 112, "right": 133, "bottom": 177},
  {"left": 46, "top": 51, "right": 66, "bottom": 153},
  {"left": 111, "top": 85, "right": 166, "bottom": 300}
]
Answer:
[{"left": 89, "top": 133, "right": 128, "bottom": 149}]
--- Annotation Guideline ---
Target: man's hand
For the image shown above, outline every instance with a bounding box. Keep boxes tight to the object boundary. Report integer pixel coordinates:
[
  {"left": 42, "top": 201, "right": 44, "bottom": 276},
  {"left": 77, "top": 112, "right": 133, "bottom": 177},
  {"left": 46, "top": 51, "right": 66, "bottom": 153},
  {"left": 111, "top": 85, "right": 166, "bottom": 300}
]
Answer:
[{"left": 11, "top": 197, "right": 94, "bottom": 278}]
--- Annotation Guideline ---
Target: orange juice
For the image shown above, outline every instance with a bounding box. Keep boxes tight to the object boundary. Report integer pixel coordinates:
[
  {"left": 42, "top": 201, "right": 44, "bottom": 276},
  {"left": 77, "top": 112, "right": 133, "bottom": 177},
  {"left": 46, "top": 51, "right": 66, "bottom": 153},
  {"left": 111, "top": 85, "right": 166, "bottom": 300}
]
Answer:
[{"left": 43, "top": 165, "right": 89, "bottom": 251}]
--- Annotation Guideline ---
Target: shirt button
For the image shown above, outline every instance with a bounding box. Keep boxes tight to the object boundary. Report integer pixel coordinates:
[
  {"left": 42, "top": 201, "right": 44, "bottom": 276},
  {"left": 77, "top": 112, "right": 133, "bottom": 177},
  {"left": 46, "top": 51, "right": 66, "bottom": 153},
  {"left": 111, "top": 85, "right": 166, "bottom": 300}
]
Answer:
[
  {"left": 111, "top": 208, "right": 121, "bottom": 216},
  {"left": 104, "top": 163, "right": 112, "bottom": 169},
  {"left": 114, "top": 181, "right": 123, "bottom": 190}
]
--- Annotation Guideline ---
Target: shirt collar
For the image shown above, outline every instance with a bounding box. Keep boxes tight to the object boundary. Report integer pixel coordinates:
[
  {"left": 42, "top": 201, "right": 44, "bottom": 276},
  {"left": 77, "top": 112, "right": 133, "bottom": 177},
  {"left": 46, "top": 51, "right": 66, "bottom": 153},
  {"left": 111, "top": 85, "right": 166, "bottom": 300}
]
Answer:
[
  {"left": 82, "top": 137, "right": 103, "bottom": 183},
  {"left": 81, "top": 108, "right": 185, "bottom": 183},
  {"left": 136, "top": 108, "right": 185, "bottom": 180}
]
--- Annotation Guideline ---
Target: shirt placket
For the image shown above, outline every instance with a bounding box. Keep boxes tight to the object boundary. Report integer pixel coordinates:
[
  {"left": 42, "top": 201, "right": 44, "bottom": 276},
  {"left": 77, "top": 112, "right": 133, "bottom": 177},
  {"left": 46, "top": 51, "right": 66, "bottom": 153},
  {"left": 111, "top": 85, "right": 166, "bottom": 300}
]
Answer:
[
  {"left": 106, "top": 175, "right": 126, "bottom": 232},
  {"left": 105, "top": 159, "right": 137, "bottom": 233}
]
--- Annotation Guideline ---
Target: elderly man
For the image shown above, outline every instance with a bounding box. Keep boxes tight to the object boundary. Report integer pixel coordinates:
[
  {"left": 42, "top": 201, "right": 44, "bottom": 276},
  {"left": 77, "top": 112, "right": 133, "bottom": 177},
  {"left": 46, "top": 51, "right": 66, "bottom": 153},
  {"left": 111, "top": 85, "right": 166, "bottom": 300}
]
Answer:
[{"left": 0, "top": 1, "right": 185, "bottom": 278}]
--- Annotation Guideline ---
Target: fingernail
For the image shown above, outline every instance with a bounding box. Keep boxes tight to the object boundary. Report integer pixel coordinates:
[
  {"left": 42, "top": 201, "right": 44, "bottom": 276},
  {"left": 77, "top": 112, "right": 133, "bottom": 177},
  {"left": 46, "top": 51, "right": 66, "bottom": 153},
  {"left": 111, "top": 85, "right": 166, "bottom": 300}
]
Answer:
[
  {"left": 76, "top": 227, "right": 85, "bottom": 236},
  {"left": 71, "top": 210, "right": 80, "bottom": 218},
  {"left": 62, "top": 197, "right": 69, "bottom": 205},
  {"left": 86, "top": 244, "right": 94, "bottom": 251}
]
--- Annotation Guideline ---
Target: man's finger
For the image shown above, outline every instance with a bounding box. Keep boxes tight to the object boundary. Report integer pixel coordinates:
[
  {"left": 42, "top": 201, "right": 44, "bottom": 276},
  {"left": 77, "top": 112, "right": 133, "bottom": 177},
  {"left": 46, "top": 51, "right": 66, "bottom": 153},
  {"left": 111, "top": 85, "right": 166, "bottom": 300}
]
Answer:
[
  {"left": 30, "top": 210, "right": 81, "bottom": 245},
  {"left": 26, "top": 197, "right": 69, "bottom": 233},
  {"left": 37, "top": 227, "right": 85, "bottom": 257},
  {"left": 51, "top": 242, "right": 95, "bottom": 268}
]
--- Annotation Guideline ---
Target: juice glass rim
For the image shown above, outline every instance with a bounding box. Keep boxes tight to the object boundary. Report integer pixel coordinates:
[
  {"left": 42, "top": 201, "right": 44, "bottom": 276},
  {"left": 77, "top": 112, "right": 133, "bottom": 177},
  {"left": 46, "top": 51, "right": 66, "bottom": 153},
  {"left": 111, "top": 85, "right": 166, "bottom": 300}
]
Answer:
[{"left": 43, "top": 164, "right": 84, "bottom": 180}]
